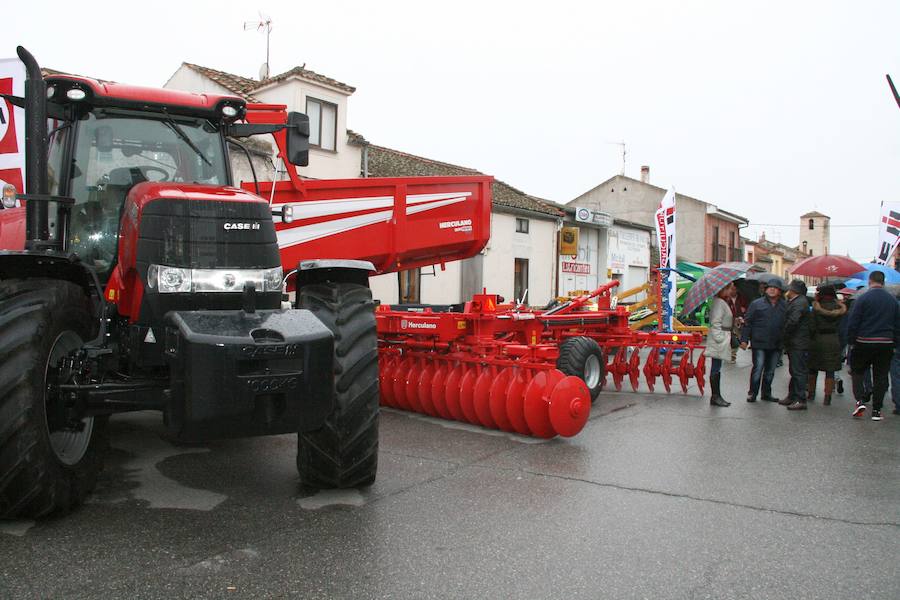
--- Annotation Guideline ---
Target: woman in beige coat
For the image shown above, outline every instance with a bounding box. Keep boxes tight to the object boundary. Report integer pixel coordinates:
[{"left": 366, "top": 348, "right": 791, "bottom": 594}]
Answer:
[{"left": 706, "top": 282, "right": 736, "bottom": 407}]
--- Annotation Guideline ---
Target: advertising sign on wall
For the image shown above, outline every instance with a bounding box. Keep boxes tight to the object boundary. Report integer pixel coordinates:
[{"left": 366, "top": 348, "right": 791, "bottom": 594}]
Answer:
[{"left": 561, "top": 261, "right": 591, "bottom": 275}]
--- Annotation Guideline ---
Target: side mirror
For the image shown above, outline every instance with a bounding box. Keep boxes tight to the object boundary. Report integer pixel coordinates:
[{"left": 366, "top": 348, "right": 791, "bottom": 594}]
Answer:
[
  {"left": 285, "top": 112, "right": 310, "bottom": 167},
  {"left": 95, "top": 126, "right": 114, "bottom": 153}
]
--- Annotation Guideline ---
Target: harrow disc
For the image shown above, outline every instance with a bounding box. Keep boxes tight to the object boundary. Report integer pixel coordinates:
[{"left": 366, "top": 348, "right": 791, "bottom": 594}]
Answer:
[
  {"left": 444, "top": 364, "right": 466, "bottom": 421},
  {"left": 611, "top": 347, "right": 627, "bottom": 392},
  {"left": 405, "top": 360, "right": 424, "bottom": 413},
  {"left": 473, "top": 368, "right": 497, "bottom": 428},
  {"left": 430, "top": 363, "right": 451, "bottom": 419},
  {"left": 677, "top": 351, "right": 690, "bottom": 394},
  {"left": 643, "top": 348, "right": 659, "bottom": 392},
  {"left": 505, "top": 370, "right": 531, "bottom": 436},
  {"left": 488, "top": 368, "right": 514, "bottom": 432},
  {"left": 380, "top": 355, "right": 397, "bottom": 407},
  {"left": 523, "top": 369, "right": 566, "bottom": 439},
  {"left": 695, "top": 351, "right": 707, "bottom": 395},
  {"left": 548, "top": 376, "right": 590, "bottom": 438},
  {"left": 392, "top": 357, "right": 413, "bottom": 410},
  {"left": 417, "top": 362, "right": 437, "bottom": 416},
  {"left": 628, "top": 348, "right": 642, "bottom": 392},
  {"left": 661, "top": 350, "right": 674, "bottom": 393},
  {"left": 458, "top": 366, "right": 479, "bottom": 424}
]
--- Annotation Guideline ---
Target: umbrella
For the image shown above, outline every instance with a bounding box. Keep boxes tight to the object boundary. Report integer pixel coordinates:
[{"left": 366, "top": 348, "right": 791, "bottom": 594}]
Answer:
[
  {"left": 790, "top": 255, "right": 865, "bottom": 277},
  {"left": 841, "top": 278, "right": 867, "bottom": 290},
  {"left": 681, "top": 264, "right": 751, "bottom": 316},
  {"left": 745, "top": 271, "right": 773, "bottom": 281},
  {"left": 847, "top": 262, "right": 900, "bottom": 284}
]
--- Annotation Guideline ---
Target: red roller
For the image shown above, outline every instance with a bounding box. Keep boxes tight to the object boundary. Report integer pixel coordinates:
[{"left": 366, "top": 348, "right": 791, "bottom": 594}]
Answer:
[
  {"left": 444, "top": 364, "right": 466, "bottom": 421},
  {"left": 628, "top": 348, "right": 641, "bottom": 392},
  {"left": 473, "top": 368, "right": 497, "bottom": 429},
  {"left": 548, "top": 376, "right": 590, "bottom": 437},
  {"left": 524, "top": 369, "right": 565, "bottom": 439},
  {"left": 488, "top": 368, "right": 514, "bottom": 432},
  {"left": 417, "top": 362, "right": 437, "bottom": 416},
  {"left": 430, "top": 362, "right": 451, "bottom": 419},
  {"left": 405, "top": 359, "right": 424, "bottom": 413},
  {"left": 458, "top": 366, "right": 479, "bottom": 424},
  {"left": 505, "top": 370, "right": 531, "bottom": 435}
]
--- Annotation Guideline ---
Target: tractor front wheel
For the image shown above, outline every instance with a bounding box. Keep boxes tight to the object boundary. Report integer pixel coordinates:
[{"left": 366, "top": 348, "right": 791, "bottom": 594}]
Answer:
[
  {"left": 0, "top": 279, "right": 107, "bottom": 519},
  {"left": 296, "top": 282, "right": 379, "bottom": 489}
]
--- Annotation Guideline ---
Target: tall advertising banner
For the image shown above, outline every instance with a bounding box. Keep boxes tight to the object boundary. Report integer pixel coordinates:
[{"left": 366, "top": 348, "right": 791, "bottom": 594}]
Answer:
[
  {"left": 0, "top": 58, "right": 26, "bottom": 195},
  {"left": 654, "top": 187, "right": 677, "bottom": 331},
  {"left": 874, "top": 201, "right": 900, "bottom": 265}
]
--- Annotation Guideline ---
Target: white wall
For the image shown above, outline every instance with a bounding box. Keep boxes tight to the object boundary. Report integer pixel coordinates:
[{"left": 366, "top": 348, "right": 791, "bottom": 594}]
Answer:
[
  {"left": 558, "top": 226, "right": 602, "bottom": 297},
  {"left": 482, "top": 212, "right": 557, "bottom": 307},
  {"left": 164, "top": 66, "right": 235, "bottom": 97},
  {"left": 608, "top": 225, "right": 651, "bottom": 297}
]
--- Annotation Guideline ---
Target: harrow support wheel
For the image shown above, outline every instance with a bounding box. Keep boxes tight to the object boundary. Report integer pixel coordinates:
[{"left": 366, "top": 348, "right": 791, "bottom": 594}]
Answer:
[
  {"left": 505, "top": 370, "right": 531, "bottom": 436},
  {"left": 556, "top": 336, "right": 604, "bottom": 402},
  {"left": 430, "top": 363, "right": 451, "bottom": 419},
  {"left": 444, "top": 364, "right": 466, "bottom": 421},
  {"left": 458, "top": 366, "right": 479, "bottom": 424},
  {"left": 488, "top": 369, "right": 514, "bottom": 432},
  {"left": 523, "top": 369, "right": 566, "bottom": 439},
  {"left": 473, "top": 368, "right": 497, "bottom": 429},
  {"left": 548, "top": 376, "right": 591, "bottom": 438}
]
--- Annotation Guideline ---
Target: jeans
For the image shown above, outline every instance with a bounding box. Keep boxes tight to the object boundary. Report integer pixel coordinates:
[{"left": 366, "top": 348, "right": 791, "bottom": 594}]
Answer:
[
  {"left": 787, "top": 349, "right": 809, "bottom": 403},
  {"left": 891, "top": 350, "right": 900, "bottom": 411},
  {"left": 851, "top": 344, "right": 893, "bottom": 411},
  {"left": 748, "top": 348, "right": 779, "bottom": 399},
  {"left": 710, "top": 357, "right": 723, "bottom": 375}
]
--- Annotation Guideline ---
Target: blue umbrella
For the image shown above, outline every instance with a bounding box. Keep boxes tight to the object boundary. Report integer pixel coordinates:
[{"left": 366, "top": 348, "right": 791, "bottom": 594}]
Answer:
[{"left": 848, "top": 263, "right": 900, "bottom": 284}]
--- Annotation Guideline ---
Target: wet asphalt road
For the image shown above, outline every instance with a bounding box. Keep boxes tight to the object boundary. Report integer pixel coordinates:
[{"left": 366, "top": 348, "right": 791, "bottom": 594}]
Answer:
[{"left": 1, "top": 353, "right": 898, "bottom": 599}]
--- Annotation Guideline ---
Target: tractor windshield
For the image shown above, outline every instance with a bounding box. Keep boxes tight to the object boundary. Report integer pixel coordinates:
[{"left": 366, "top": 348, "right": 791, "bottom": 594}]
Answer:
[{"left": 67, "top": 111, "right": 228, "bottom": 276}]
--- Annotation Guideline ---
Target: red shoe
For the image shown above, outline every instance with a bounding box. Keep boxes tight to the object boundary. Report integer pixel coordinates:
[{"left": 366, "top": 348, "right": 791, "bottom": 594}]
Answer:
[{"left": 851, "top": 402, "right": 866, "bottom": 418}]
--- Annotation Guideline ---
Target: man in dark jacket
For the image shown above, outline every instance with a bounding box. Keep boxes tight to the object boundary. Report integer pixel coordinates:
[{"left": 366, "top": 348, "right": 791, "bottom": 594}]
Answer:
[
  {"left": 780, "top": 279, "right": 811, "bottom": 410},
  {"left": 847, "top": 271, "right": 900, "bottom": 420},
  {"left": 740, "top": 277, "right": 787, "bottom": 402}
]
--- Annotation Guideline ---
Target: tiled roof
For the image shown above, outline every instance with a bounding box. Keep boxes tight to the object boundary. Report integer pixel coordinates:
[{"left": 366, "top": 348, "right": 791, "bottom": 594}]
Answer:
[
  {"left": 365, "top": 144, "right": 563, "bottom": 218},
  {"left": 800, "top": 210, "right": 828, "bottom": 219},
  {"left": 182, "top": 62, "right": 354, "bottom": 101}
]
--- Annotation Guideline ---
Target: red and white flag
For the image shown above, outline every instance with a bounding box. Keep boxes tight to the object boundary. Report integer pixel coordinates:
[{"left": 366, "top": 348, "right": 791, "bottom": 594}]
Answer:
[
  {"left": 654, "top": 187, "right": 677, "bottom": 330},
  {"left": 874, "top": 201, "right": 900, "bottom": 265},
  {"left": 0, "top": 58, "right": 26, "bottom": 196}
]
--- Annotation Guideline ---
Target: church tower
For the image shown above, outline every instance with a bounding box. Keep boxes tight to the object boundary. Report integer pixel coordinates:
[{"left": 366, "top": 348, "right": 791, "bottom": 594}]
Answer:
[{"left": 799, "top": 211, "right": 830, "bottom": 257}]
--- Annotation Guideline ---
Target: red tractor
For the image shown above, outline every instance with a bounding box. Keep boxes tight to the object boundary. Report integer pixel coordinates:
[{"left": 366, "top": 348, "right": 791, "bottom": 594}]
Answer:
[{"left": 0, "top": 47, "right": 490, "bottom": 519}]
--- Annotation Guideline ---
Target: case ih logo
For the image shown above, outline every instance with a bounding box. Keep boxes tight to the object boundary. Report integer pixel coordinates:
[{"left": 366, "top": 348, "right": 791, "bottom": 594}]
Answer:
[
  {"left": 400, "top": 319, "right": 437, "bottom": 330},
  {"left": 439, "top": 219, "right": 472, "bottom": 233},
  {"left": 224, "top": 222, "right": 261, "bottom": 231}
]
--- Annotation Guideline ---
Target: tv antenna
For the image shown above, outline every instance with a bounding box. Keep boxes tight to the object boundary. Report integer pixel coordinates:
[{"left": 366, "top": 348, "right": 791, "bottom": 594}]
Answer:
[
  {"left": 244, "top": 13, "right": 273, "bottom": 80},
  {"left": 605, "top": 140, "right": 626, "bottom": 175}
]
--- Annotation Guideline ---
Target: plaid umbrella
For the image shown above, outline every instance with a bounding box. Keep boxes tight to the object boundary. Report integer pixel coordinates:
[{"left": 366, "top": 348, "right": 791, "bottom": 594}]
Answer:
[{"left": 681, "top": 265, "right": 748, "bottom": 316}]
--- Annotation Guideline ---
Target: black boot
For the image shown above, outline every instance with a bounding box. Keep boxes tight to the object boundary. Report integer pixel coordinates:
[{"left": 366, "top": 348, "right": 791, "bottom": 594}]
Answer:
[{"left": 710, "top": 373, "right": 730, "bottom": 407}]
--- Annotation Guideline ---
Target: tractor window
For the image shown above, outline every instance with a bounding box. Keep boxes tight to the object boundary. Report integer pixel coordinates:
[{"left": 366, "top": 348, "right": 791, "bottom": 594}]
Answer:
[{"left": 67, "top": 112, "right": 227, "bottom": 277}]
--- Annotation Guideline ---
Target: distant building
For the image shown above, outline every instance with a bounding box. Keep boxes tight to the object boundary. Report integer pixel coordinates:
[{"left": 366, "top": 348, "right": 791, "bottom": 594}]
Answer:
[
  {"left": 745, "top": 232, "right": 803, "bottom": 280},
  {"left": 799, "top": 211, "right": 830, "bottom": 257},
  {"left": 567, "top": 166, "right": 748, "bottom": 264}
]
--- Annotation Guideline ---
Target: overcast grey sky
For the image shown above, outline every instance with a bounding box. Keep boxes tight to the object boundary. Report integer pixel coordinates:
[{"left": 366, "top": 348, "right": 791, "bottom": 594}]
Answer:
[{"left": 7, "top": 0, "right": 898, "bottom": 260}]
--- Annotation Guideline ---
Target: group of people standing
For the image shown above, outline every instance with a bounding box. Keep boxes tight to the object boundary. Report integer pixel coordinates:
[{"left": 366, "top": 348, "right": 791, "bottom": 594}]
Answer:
[{"left": 703, "top": 270, "right": 899, "bottom": 421}]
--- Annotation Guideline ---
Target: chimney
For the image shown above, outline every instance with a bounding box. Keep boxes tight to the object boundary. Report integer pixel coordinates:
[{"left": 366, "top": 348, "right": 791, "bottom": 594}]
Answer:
[
  {"left": 759, "top": 231, "right": 766, "bottom": 243},
  {"left": 640, "top": 165, "right": 650, "bottom": 183}
]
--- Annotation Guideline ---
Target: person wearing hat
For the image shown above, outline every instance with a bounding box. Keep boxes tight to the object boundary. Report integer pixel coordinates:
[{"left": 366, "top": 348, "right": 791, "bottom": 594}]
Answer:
[
  {"left": 808, "top": 285, "right": 847, "bottom": 405},
  {"left": 780, "top": 279, "right": 812, "bottom": 410},
  {"left": 740, "top": 276, "right": 787, "bottom": 402}
]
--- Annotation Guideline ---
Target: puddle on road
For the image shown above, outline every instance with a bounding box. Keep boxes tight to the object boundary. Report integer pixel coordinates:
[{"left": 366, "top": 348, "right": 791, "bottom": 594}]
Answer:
[
  {"left": 382, "top": 408, "right": 548, "bottom": 444},
  {"left": 89, "top": 428, "right": 228, "bottom": 512},
  {"left": 297, "top": 489, "right": 366, "bottom": 510},
  {"left": 0, "top": 520, "right": 35, "bottom": 537}
]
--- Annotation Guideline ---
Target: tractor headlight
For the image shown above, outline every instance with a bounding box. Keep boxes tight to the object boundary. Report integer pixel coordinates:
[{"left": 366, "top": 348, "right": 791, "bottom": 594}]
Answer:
[{"left": 148, "top": 265, "right": 282, "bottom": 293}]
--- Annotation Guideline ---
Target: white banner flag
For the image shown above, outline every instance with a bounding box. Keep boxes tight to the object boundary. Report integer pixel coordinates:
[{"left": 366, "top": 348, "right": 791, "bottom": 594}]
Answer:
[
  {"left": 0, "top": 58, "right": 26, "bottom": 197},
  {"left": 654, "top": 187, "right": 677, "bottom": 330},
  {"left": 874, "top": 201, "right": 900, "bottom": 265}
]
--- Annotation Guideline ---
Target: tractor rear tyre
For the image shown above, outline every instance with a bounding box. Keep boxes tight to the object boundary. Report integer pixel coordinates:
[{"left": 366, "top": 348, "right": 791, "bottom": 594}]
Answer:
[
  {"left": 557, "top": 336, "right": 604, "bottom": 403},
  {"left": 296, "top": 282, "right": 379, "bottom": 489},
  {"left": 0, "top": 279, "right": 107, "bottom": 519}
]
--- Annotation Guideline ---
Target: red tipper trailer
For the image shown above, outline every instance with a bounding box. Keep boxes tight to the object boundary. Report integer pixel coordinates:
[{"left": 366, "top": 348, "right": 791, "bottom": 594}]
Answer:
[{"left": 241, "top": 103, "right": 493, "bottom": 276}]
